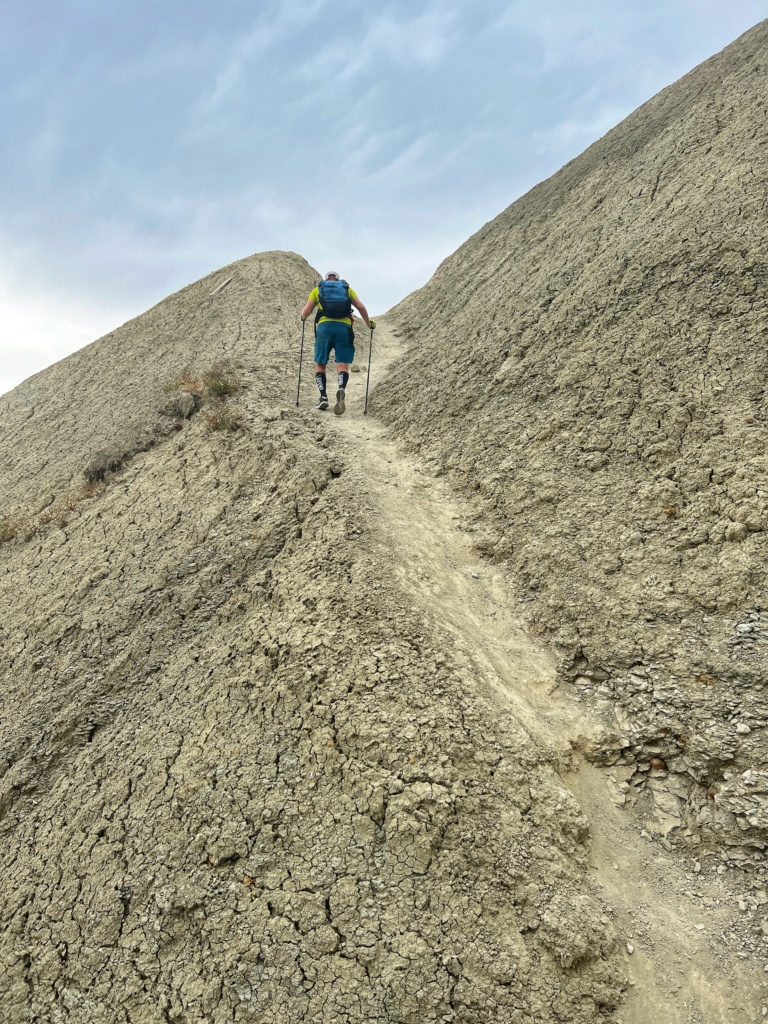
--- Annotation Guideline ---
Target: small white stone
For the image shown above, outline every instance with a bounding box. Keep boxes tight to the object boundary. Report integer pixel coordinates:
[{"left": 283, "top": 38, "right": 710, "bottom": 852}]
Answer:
[
  {"left": 626, "top": 942, "right": 634, "bottom": 955},
  {"left": 735, "top": 723, "right": 752, "bottom": 735}
]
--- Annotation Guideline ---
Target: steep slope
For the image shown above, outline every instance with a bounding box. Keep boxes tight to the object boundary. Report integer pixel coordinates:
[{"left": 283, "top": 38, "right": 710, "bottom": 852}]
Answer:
[
  {"left": 0, "top": 257, "right": 624, "bottom": 1022},
  {"left": 0, "top": 250, "right": 314, "bottom": 518},
  {"left": 379, "top": 21, "right": 768, "bottom": 855}
]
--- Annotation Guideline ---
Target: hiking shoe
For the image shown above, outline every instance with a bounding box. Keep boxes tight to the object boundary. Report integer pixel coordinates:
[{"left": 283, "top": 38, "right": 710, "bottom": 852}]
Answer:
[
  {"left": 334, "top": 388, "right": 346, "bottom": 416},
  {"left": 316, "top": 394, "right": 329, "bottom": 411}
]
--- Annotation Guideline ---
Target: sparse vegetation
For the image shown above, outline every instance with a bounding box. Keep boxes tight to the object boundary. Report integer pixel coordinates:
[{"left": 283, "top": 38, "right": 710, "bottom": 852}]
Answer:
[
  {"left": 204, "top": 400, "right": 242, "bottom": 432},
  {"left": 171, "top": 367, "right": 204, "bottom": 394},
  {"left": 202, "top": 362, "right": 242, "bottom": 398},
  {"left": 167, "top": 361, "right": 242, "bottom": 400},
  {"left": 163, "top": 361, "right": 243, "bottom": 433},
  {"left": 10, "top": 360, "right": 247, "bottom": 547},
  {"left": 0, "top": 482, "right": 104, "bottom": 546},
  {"left": 0, "top": 517, "right": 23, "bottom": 543}
]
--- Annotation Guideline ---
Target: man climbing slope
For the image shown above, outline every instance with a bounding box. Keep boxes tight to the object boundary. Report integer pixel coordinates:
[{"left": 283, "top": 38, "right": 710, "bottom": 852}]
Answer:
[{"left": 301, "top": 271, "right": 374, "bottom": 415}]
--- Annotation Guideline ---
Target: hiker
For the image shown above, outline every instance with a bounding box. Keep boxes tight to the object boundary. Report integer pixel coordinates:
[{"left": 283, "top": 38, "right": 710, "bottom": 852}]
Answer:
[{"left": 301, "top": 271, "right": 374, "bottom": 415}]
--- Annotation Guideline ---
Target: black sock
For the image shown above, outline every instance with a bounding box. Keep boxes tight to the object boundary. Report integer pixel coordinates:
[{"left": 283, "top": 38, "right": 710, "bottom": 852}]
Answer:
[
  {"left": 338, "top": 371, "right": 349, "bottom": 391},
  {"left": 316, "top": 371, "right": 327, "bottom": 396}
]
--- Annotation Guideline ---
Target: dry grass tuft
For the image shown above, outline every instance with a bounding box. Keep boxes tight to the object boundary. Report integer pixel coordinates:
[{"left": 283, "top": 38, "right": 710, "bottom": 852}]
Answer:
[
  {"left": 164, "top": 361, "right": 244, "bottom": 433},
  {"left": 0, "top": 517, "right": 25, "bottom": 543},
  {"left": 167, "top": 361, "right": 242, "bottom": 400},
  {"left": 0, "top": 482, "right": 105, "bottom": 546},
  {"left": 204, "top": 401, "right": 242, "bottom": 432},
  {"left": 172, "top": 368, "right": 205, "bottom": 395},
  {"left": 202, "top": 362, "right": 242, "bottom": 399}
]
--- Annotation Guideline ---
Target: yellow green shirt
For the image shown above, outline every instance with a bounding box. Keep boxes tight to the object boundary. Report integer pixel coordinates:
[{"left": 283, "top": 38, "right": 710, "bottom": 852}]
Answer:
[{"left": 308, "top": 285, "right": 358, "bottom": 325}]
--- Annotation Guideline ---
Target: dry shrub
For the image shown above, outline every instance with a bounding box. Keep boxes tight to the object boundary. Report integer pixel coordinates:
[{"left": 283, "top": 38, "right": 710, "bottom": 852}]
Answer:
[
  {"left": 165, "top": 367, "right": 205, "bottom": 396},
  {"left": 203, "top": 362, "right": 242, "bottom": 398},
  {"left": 162, "top": 361, "right": 243, "bottom": 432},
  {"left": 166, "top": 361, "right": 241, "bottom": 400},
  {"left": 0, "top": 482, "right": 105, "bottom": 546},
  {"left": 0, "top": 517, "right": 24, "bottom": 544},
  {"left": 204, "top": 401, "right": 242, "bottom": 432}
]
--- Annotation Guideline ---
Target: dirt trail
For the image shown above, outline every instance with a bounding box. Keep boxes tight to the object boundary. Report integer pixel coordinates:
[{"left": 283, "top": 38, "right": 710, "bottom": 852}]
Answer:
[{"left": 314, "top": 321, "right": 767, "bottom": 1023}]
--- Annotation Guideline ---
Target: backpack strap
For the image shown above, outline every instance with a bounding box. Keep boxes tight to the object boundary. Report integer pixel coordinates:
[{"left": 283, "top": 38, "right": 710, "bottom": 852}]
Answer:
[{"left": 314, "top": 280, "right": 325, "bottom": 330}]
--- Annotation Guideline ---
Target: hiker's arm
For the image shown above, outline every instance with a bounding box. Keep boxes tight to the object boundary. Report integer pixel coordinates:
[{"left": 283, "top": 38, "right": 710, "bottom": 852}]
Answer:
[
  {"left": 301, "top": 299, "right": 316, "bottom": 321},
  {"left": 351, "top": 297, "right": 372, "bottom": 328}
]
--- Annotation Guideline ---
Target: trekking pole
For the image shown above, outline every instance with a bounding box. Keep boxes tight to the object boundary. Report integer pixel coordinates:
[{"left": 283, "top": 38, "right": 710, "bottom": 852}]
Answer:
[
  {"left": 296, "top": 320, "right": 305, "bottom": 406},
  {"left": 363, "top": 321, "right": 374, "bottom": 415}
]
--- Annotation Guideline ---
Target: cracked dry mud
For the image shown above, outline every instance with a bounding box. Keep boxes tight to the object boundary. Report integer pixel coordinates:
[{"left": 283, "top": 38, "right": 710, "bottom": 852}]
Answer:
[
  {"left": 0, "top": 260, "right": 630, "bottom": 1023},
  {"left": 381, "top": 21, "right": 768, "bottom": 859},
  {"left": 1, "top": 313, "right": 625, "bottom": 1020},
  {"left": 2, "top": 19, "right": 768, "bottom": 1024},
  {"left": 0, "top": 309, "right": 762, "bottom": 1022}
]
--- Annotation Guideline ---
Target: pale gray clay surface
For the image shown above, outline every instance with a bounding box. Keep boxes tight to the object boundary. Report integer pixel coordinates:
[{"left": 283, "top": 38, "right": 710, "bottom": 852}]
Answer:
[
  {"left": 0, "top": 255, "right": 623, "bottom": 1023},
  {"left": 1, "top": 20, "right": 768, "bottom": 1024},
  {"left": 381, "top": 21, "right": 768, "bottom": 860}
]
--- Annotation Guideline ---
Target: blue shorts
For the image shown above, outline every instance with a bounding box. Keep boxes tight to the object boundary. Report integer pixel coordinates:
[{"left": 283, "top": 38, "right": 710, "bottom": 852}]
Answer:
[{"left": 314, "top": 321, "right": 355, "bottom": 365}]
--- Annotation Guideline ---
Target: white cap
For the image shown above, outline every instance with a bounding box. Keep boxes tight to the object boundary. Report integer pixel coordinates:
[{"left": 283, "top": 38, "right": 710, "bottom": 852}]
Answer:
[{"left": 325, "top": 270, "right": 340, "bottom": 279}]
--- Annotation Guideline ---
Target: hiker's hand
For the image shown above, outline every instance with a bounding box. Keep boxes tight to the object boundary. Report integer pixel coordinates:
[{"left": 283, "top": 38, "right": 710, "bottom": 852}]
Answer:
[{"left": 369, "top": 318, "right": 376, "bottom": 330}]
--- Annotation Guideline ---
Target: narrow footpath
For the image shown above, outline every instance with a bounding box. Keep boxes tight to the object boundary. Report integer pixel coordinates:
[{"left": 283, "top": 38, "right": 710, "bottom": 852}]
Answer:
[{"left": 308, "top": 321, "right": 766, "bottom": 1024}]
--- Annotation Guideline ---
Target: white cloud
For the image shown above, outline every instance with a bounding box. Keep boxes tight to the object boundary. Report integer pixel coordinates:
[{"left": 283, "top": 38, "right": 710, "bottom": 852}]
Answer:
[
  {"left": 530, "top": 103, "right": 634, "bottom": 156},
  {"left": 197, "top": 0, "right": 333, "bottom": 113},
  {"left": 1, "top": 0, "right": 763, "bottom": 395},
  {"left": 361, "top": 4, "right": 460, "bottom": 71},
  {"left": 0, "top": 265, "right": 134, "bottom": 396},
  {"left": 298, "top": 1, "right": 460, "bottom": 86}
]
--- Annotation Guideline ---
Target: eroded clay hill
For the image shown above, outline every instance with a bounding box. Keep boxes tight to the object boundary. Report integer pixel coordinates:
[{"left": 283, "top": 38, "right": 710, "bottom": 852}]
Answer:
[
  {"left": 0, "top": 254, "right": 624, "bottom": 1021},
  {"left": 0, "top": 251, "right": 315, "bottom": 519},
  {"left": 3, "top": 21, "right": 768, "bottom": 1024},
  {"left": 381, "top": 21, "right": 768, "bottom": 857}
]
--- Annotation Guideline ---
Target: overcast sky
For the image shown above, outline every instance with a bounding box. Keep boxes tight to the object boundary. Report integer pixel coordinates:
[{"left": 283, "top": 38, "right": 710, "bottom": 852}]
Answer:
[{"left": 1, "top": 0, "right": 764, "bottom": 395}]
